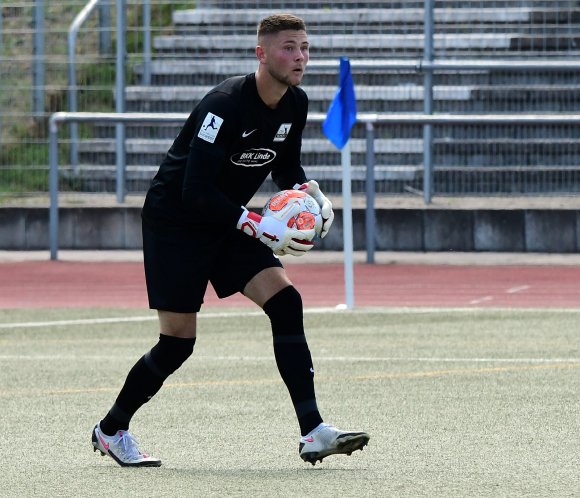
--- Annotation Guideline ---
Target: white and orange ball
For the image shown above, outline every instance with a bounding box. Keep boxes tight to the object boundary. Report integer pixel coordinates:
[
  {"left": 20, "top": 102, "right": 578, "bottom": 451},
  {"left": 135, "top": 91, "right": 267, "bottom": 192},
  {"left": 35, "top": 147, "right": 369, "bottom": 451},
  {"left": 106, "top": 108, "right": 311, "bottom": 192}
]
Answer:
[{"left": 263, "top": 189, "right": 323, "bottom": 237}]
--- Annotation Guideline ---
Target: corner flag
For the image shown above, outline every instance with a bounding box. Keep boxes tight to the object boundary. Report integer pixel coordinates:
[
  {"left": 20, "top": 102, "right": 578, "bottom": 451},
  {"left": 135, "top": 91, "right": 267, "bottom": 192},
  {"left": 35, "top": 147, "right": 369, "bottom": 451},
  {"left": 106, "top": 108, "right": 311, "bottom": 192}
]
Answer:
[
  {"left": 323, "top": 57, "right": 357, "bottom": 309},
  {"left": 322, "top": 57, "right": 357, "bottom": 150}
]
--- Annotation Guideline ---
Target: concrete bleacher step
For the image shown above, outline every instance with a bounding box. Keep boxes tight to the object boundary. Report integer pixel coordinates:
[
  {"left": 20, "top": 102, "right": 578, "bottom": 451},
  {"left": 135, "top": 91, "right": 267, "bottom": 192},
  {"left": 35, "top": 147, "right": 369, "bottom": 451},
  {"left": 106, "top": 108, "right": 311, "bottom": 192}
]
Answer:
[
  {"left": 132, "top": 59, "right": 495, "bottom": 87},
  {"left": 63, "top": 163, "right": 422, "bottom": 184},
  {"left": 63, "top": 160, "right": 580, "bottom": 196},
  {"left": 122, "top": 83, "right": 580, "bottom": 114},
  {"left": 171, "top": 8, "right": 562, "bottom": 35},
  {"left": 153, "top": 33, "right": 579, "bottom": 59},
  {"left": 77, "top": 137, "right": 426, "bottom": 166},
  {"left": 433, "top": 139, "right": 580, "bottom": 167},
  {"left": 153, "top": 32, "right": 517, "bottom": 56},
  {"left": 131, "top": 58, "right": 579, "bottom": 90},
  {"left": 77, "top": 136, "right": 580, "bottom": 168},
  {"left": 123, "top": 84, "right": 473, "bottom": 114},
  {"left": 195, "top": 1, "right": 576, "bottom": 8},
  {"left": 195, "top": 0, "right": 422, "bottom": 8}
]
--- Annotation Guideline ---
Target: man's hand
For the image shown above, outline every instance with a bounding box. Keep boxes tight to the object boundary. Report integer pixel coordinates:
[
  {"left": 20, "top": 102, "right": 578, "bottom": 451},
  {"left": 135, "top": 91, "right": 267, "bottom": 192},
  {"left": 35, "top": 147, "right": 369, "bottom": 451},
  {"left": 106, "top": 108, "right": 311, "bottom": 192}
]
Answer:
[
  {"left": 294, "top": 180, "right": 334, "bottom": 238},
  {"left": 237, "top": 208, "right": 315, "bottom": 256}
]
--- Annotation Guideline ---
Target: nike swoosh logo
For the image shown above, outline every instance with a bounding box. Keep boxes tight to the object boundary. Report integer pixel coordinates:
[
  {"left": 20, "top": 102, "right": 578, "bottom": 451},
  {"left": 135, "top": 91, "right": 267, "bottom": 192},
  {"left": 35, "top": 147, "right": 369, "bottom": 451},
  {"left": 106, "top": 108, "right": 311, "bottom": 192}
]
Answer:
[
  {"left": 242, "top": 129, "right": 257, "bottom": 138},
  {"left": 98, "top": 433, "right": 110, "bottom": 451}
]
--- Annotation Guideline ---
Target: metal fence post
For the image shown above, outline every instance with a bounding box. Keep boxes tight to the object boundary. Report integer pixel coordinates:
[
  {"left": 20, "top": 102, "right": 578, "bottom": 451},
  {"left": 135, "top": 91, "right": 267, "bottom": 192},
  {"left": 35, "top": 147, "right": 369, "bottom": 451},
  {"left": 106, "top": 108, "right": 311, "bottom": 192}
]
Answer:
[
  {"left": 67, "top": 26, "right": 79, "bottom": 170},
  {"left": 116, "top": 0, "right": 127, "bottom": 203},
  {"left": 49, "top": 116, "right": 59, "bottom": 261},
  {"left": 143, "top": 0, "right": 152, "bottom": 86},
  {"left": 99, "top": 0, "right": 112, "bottom": 55},
  {"left": 33, "top": 0, "right": 45, "bottom": 118},
  {"left": 365, "top": 122, "right": 376, "bottom": 264},
  {"left": 423, "top": 0, "right": 434, "bottom": 204},
  {"left": 0, "top": 3, "right": 3, "bottom": 55}
]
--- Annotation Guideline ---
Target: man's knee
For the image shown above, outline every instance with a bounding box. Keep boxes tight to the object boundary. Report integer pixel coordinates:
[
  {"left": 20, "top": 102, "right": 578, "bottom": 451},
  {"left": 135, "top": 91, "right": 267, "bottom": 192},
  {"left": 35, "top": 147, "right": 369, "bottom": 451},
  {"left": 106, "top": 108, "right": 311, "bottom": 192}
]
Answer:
[
  {"left": 244, "top": 267, "right": 292, "bottom": 307},
  {"left": 157, "top": 310, "right": 197, "bottom": 338},
  {"left": 263, "top": 285, "right": 303, "bottom": 334}
]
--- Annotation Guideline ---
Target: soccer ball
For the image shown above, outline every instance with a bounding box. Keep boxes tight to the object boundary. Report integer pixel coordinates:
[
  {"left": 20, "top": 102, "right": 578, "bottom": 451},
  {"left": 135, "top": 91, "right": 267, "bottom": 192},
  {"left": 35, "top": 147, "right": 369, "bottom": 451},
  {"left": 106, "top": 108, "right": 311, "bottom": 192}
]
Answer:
[{"left": 263, "top": 189, "right": 323, "bottom": 237}]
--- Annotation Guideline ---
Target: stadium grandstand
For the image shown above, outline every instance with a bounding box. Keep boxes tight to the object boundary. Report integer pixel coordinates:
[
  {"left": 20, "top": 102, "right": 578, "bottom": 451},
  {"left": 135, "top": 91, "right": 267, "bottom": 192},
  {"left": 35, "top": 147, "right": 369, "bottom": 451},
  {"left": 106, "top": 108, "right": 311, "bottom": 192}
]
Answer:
[{"left": 1, "top": 1, "right": 580, "bottom": 252}]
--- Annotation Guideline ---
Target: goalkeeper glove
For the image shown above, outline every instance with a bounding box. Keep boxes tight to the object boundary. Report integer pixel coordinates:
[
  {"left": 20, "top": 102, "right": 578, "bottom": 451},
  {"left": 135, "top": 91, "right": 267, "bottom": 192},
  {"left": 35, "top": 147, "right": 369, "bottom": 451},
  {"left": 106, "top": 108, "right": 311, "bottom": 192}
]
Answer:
[
  {"left": 294, "top": 180, "right": 334, "bottom": 238},
  {"left": 237, "top": 208, "right": 315, "bottom": 257}
]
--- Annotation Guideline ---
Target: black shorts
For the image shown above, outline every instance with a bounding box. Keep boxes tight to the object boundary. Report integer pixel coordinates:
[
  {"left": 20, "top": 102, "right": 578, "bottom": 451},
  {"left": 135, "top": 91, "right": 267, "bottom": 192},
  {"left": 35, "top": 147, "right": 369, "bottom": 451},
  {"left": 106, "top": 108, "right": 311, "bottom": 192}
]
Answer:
[{"left": 142, "top": 219, "right": 283, "bottom": 313}]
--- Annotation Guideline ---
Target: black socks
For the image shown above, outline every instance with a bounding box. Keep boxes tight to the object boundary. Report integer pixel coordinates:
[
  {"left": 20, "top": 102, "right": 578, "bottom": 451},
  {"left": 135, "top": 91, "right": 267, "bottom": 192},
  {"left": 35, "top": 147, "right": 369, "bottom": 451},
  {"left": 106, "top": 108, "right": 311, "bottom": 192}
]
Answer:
[
  {"left": 101, "top": 287, "right": 321, "bottom": 437},
  {"left": 263, "top": 286, "right": 323, "bottom": 436},
  {"left": 99, "top": 334, "right": 196, "bottom": 436}
]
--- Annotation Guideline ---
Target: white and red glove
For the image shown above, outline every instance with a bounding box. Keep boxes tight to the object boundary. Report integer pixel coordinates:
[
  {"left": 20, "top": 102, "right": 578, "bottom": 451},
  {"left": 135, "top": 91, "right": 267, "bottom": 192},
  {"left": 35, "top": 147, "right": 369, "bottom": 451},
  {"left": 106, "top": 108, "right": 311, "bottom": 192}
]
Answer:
[
  {"left": 237, "top": 208, "right": 315, "bottom": 256},
  {"left": 294, "top": 180, "right": 334, "bottom": 238}
]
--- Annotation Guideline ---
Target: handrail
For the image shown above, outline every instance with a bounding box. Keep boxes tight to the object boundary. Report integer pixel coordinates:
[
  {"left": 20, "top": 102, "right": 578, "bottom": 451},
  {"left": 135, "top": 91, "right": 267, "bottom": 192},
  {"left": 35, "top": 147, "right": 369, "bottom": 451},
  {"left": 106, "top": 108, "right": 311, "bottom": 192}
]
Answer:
[
  {"left": 67, "top": 0, "right": 101, "bottom": 169},
  {"left": 48, "top": 111, "right": 580, "bottom": 261}
]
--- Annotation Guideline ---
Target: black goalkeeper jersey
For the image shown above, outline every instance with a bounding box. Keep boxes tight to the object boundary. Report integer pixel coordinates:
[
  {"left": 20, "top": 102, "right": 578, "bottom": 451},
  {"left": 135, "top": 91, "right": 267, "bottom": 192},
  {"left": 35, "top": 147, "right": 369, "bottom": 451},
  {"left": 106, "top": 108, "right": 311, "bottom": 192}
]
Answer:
[{"left": 142, "top": 73, "right": 308, "bottom": 229}]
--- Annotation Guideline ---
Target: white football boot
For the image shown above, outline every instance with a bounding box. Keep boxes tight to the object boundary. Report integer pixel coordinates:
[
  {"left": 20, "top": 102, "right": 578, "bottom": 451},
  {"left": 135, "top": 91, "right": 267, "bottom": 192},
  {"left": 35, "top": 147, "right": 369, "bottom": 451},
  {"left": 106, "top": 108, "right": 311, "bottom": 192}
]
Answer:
[
  {"left": 299, "top": 423, "right": 370, "bottom": 465},
  {"left": 92, "top": 424, "right": 161, "bottom": 467}
]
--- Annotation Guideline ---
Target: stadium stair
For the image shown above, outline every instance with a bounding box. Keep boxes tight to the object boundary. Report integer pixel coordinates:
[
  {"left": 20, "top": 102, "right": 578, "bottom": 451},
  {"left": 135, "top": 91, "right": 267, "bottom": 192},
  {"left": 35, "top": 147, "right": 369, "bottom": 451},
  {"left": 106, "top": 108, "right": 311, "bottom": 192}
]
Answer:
[{"left": 74, "top": 0, "right": 580, "bottom": 195}]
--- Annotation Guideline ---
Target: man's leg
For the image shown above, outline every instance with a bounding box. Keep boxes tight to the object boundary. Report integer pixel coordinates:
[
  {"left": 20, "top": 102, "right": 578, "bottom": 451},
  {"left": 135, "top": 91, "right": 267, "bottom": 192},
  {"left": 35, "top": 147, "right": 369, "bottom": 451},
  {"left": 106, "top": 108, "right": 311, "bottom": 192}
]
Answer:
[
  {"left": 244, "top": 267, "right": 370, "bottom": 465},
  {"left": 93, "top": 312, "right": 196, "bottom": 467},
  {"left": 100, "top": 312, "right": 196, "bottom": 434},
  {"left": 244, "top": 268, "right": 322, "bottom": 435}
]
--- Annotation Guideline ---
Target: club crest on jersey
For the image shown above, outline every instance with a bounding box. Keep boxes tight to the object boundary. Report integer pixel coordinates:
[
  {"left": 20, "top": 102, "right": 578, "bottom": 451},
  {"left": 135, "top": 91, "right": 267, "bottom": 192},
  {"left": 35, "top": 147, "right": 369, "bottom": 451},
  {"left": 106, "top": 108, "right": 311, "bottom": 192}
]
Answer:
[
  {"left": 273, "top": 123, "right": 292, "bottom": 142},
  {"left": 230, "top": 148, "right": 276, "bottom": 167},
  {"left": 198, "top": 112, "right": 223, "bottom": 143}
]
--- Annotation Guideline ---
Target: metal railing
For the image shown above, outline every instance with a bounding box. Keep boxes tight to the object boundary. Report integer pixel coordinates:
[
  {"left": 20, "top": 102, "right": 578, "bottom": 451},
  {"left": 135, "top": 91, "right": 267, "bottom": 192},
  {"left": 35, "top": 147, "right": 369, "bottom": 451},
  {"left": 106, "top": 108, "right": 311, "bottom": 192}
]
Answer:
[
  {"left": 48, "top": 111, "right": 580, "bottom": 260},
  {"left": 68, "top": 0, "right": 101, "bottom": 169},
  {"left": 66, "top": 0, "right": 153, "bottom": 171}
]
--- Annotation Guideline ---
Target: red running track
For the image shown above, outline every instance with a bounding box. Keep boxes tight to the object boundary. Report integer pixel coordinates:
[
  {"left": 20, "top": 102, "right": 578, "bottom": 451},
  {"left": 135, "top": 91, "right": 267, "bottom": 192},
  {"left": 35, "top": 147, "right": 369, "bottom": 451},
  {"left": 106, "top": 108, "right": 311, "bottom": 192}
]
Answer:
[{"left": 1, "top": 260, "right": 580, "bottom": 309}]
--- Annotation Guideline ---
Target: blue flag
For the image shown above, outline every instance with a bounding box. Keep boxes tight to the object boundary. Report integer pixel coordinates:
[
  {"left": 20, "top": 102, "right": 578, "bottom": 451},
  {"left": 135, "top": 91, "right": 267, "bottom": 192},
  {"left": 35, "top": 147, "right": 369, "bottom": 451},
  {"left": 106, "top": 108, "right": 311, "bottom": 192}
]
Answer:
[{"left": 322, "top": 57, "right": 357, "bottom": 150}]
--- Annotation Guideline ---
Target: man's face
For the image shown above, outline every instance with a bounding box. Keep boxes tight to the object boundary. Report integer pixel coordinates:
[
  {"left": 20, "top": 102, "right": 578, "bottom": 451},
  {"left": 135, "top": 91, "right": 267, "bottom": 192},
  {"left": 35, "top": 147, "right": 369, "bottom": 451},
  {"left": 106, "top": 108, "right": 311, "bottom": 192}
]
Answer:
[{"left": 258, "top": 29, "right": 309, "bottom": 87}]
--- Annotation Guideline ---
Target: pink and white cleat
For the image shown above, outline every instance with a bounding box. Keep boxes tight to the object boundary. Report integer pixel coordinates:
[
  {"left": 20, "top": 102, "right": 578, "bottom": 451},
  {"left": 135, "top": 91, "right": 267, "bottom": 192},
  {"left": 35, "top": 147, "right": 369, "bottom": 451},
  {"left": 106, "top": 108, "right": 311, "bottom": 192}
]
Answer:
[
  {"left": 299, "top": 423, "right": 370, "bottom": 465},
  {"left": 92, "top": 424, "right": 161, "bottom": 467}
]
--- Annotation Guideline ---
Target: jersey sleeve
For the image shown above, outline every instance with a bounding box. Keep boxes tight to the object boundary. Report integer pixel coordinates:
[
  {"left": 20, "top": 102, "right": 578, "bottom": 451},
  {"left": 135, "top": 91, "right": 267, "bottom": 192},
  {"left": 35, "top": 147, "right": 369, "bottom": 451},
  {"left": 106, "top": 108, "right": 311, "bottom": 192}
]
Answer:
[{"left": 181, "top": 92, "right": 244, "bottom": 226}]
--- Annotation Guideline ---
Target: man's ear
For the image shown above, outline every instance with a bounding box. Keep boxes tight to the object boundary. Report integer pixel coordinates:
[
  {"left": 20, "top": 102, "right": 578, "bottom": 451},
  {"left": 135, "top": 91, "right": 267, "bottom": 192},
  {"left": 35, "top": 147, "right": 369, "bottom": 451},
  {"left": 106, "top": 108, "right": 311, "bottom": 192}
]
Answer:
[{"left": 256, "top": 45, "right": 266, "bottom": 63}]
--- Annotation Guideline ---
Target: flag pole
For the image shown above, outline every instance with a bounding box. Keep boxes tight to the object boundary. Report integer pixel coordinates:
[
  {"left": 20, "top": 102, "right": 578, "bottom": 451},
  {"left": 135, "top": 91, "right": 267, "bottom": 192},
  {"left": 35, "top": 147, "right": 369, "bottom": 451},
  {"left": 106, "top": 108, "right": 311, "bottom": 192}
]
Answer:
[
  {"left": 321, "top": 56, "right": 357, "bottom": 309},
  {"left": 342, "top": 140, "right": 355, "bottom": 309}
]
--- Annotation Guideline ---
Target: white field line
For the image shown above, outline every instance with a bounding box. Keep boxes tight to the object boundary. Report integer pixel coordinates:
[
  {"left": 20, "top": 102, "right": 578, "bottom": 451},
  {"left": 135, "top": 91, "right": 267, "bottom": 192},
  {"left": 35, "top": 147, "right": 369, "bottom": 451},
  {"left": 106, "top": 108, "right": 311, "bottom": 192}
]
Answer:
[
  {"left": 3, "top": 305, "right": 580, "bottom": 330},
  {"left": 507, "top": 285, "right": 530, "bottom": 294},
  {"left": 470, "top": 284, "right": 532, "bottom": 304},
  {"left": 0, "top": 354, "right": 578, "bottom": 363},
  {"left": 469, "top": 296, "right": 493, "bottom": 304},
  {"left": 0, "top": 308, "right": 325, "bottom": 329},
  {"left": 0, "top": 315, "right": 159, "bottom": 329}
]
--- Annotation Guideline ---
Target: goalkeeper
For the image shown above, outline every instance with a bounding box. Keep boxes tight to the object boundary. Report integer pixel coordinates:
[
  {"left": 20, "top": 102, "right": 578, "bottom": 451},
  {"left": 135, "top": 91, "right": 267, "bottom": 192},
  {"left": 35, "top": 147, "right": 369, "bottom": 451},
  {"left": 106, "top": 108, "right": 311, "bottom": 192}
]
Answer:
[{"left": 91, "top": 13, "right": 369, "bottom": 467}]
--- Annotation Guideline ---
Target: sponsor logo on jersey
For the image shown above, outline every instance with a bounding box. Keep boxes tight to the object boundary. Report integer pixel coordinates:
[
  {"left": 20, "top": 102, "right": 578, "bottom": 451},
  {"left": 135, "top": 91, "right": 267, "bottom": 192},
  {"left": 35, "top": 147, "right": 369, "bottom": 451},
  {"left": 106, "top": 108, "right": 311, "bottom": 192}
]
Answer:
[
  {"left": 197, "top": 112, "right": 223, "bottom": 143},
  {"left": 273, "top": 123, "right": 292, "bottom": 142},
  {"left": 230, "top": 148, "right": 276, "bottom": 167}
]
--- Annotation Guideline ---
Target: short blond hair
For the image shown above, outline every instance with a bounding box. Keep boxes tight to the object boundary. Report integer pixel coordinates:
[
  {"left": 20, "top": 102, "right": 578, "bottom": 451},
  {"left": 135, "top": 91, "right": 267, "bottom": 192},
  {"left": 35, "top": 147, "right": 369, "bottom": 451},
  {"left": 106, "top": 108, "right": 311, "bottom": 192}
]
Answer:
[{"left": 257, "top": 13, "right": 306, "bottom": 40}]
